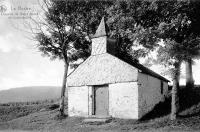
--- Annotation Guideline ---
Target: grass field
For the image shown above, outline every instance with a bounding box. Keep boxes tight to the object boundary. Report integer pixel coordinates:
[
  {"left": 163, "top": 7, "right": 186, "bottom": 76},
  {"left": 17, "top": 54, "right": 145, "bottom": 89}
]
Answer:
[
  {"left": 1, "top": 107, "right": 200, "bottom": 132},
  {"left": 0, "top": 87, "right": 200, "bottom": 132},
  {"left": 0, "top": 99, "right": 59, "bottom": 122}
]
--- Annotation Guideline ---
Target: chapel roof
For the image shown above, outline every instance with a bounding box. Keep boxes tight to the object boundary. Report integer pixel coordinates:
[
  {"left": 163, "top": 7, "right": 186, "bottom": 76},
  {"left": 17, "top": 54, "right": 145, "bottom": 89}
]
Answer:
[{"left": 67, "top": 17, "right": 169, "bottom": 86}]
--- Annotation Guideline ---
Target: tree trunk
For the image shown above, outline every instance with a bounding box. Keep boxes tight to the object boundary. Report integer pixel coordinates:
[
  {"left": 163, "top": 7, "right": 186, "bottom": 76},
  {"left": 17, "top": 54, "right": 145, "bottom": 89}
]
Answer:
[
  {"left": 186, "top": 58, "right": 194, "bottom": 89},
  {"left": 171, "top": 62, "right": 181, "bottom": 120},
  {"left": 59, "top": 62, "right": 68, "bottom": 116}
]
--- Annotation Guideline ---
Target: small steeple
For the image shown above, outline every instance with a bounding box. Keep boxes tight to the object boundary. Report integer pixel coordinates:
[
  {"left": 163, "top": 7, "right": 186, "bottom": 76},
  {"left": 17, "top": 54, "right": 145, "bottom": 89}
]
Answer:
[
  {"left": 92, "top": 17, "right": 108, "bottom": 38},
  {"left": 91, "top": 17, "right": 118, "bottom": 56}
]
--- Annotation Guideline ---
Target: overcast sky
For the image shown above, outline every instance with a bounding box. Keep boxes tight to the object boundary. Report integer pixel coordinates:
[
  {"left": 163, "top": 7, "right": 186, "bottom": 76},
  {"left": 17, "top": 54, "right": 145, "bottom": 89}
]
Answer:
[
  {"left": 0, "top": 0, "right": 199, "bottom": 91},
  {"left": 0, "top": 0, "right": 64, "bottom": 91}
]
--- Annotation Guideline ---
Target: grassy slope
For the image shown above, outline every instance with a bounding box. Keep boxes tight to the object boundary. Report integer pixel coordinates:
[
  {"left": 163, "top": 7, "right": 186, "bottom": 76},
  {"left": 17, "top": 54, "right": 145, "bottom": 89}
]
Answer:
[
  {"left": 0, "top": 99, "right": 59, "bottom": 123},
  {"left": 1, "top": 107, "right": 200, "bottom": 132},
  {"left": 1, "top": 87, "right": 200, "bottom": 131}
]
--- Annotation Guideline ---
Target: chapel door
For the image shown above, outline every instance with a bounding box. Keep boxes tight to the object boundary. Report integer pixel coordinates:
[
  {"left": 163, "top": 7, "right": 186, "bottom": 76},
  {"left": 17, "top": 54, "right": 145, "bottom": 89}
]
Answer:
[{"left": 94, "top": 85, "right": 109, "bottom": 116}]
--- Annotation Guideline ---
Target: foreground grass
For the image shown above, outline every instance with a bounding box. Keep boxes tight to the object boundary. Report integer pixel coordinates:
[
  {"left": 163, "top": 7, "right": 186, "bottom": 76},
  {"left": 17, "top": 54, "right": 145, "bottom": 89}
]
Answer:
[
  {"left": 1, "top": 87, "right": 200, "bottom": 132},
  {"left": 0, "top": 99, "right": 59, "bottom": 123},
  {"left": 1, "top": 108, "right": 200, "bottom": 132},
  {"left": 1, "top": 100, "right": 200, "bottom": 132}
]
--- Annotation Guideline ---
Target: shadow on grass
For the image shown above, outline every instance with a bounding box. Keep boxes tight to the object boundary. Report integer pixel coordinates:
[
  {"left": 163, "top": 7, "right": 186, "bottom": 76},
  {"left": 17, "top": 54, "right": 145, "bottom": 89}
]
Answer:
[
  {"left": 178, "top": 87, "right": 200, "bottom": 118},
  {"left": 140, "top": 97, "right": 171, "bottom": 121},
  {"left": 54, "top": 113, "right": 68, "bottom": 120},
  {"left": 140, "top": 86, "right": 200, "bottom": 121},
  {"left": 179, "top": 88, "right": 200, "bottom": 110}
]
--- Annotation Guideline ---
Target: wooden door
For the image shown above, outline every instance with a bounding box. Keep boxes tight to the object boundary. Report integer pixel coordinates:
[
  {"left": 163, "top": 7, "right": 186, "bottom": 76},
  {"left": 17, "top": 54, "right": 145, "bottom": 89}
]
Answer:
[{"left": 94, "top": 85, "right": 108, "bottom": 116}]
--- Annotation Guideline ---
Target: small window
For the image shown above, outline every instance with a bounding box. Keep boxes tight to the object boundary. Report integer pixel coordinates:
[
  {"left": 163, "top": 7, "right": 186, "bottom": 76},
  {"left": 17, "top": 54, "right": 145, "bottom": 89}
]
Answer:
[
  {"left": 168, "top": 85, "right": 172, "bottom": 91},
  {"left": 161, "top": 81, "right": 164, "bottom": 94}
]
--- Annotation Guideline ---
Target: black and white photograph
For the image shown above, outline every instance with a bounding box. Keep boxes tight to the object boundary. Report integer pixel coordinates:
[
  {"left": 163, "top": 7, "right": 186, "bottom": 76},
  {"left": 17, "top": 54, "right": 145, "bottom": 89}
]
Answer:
[{"left": 0, "top": 0, "right": 200, "bottom": 131}]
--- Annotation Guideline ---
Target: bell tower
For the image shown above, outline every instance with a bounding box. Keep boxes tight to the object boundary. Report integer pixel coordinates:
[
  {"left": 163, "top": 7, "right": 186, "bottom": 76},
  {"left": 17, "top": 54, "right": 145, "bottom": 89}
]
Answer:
[{"left": 91, "top": 17, "right": 118, "bottom": 56}]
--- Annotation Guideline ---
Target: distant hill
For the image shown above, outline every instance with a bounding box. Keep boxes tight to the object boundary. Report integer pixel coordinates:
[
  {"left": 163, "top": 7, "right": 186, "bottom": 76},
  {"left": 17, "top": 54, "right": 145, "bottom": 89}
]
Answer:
[{"left": 0, "top": 86, "right": 61, "bottom": 103}]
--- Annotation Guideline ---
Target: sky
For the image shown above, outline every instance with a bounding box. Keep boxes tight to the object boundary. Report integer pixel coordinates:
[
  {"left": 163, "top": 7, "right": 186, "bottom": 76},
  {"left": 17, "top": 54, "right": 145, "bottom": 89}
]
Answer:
[
  {"left": 0, "top": 0, "right": 64, "bottom": 90},
  {"left": 0, "top": 0, "right": 200, "bottom": 91}
]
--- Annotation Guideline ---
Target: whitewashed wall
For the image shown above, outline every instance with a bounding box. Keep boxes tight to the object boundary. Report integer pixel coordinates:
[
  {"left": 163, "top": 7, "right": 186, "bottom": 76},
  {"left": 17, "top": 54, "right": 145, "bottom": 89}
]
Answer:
[
  {"left": 68, "top": 86, "right": 89, "bottom": 116},
  {"left": 138, "top": 72, "right": 168, "bottom": 118},
  {"left": 109, "top": 82, "right": 138, "bottom": 119}
]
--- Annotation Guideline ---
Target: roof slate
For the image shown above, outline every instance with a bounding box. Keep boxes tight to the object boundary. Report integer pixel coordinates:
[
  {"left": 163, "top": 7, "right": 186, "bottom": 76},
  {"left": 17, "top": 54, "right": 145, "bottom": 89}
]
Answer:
[{"left": 68, "top": 53, "right": 138, "bottom": 86}]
